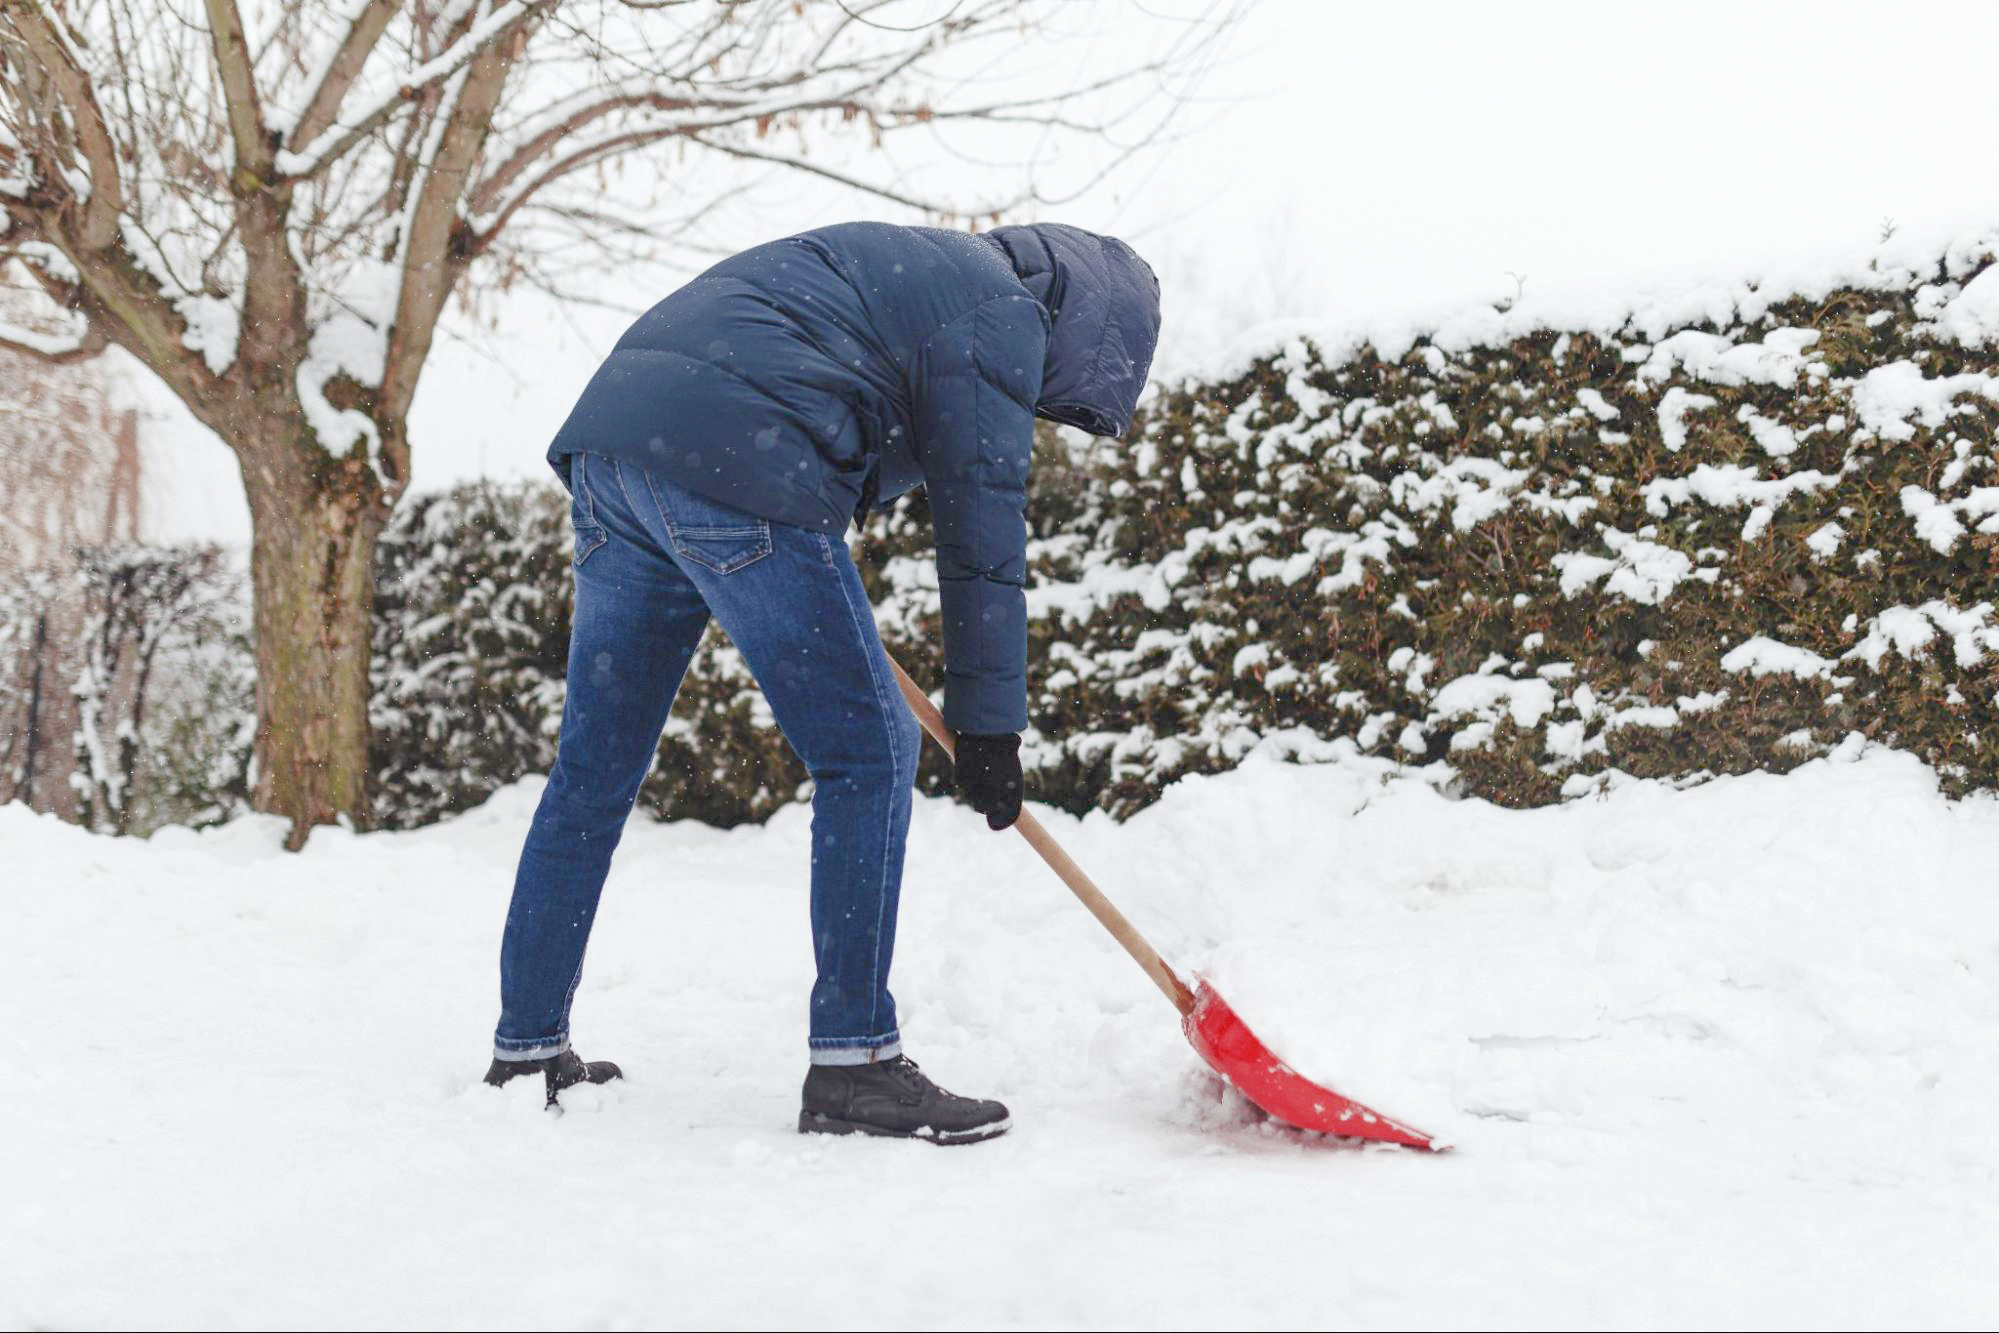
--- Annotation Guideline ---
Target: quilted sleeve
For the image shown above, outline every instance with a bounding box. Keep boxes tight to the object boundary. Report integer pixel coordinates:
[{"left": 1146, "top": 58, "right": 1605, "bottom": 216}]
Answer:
[{"left": 908, "top": 294, "right": 1049, "bottom": 734}]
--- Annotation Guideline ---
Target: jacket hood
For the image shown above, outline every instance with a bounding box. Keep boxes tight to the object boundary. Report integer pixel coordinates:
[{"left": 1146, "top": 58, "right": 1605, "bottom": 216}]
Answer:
[{"left": 982, "top": 223, "right": 1161, "bottom": 439}]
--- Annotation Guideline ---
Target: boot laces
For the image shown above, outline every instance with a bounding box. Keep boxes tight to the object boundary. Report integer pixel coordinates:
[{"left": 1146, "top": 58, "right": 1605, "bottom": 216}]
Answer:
[{"left": 878, "top": 1055, "right": 929, "bottom": 1101}]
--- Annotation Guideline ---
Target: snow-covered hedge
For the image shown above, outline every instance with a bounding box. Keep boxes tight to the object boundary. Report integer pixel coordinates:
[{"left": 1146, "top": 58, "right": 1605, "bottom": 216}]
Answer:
[
  {"left": 17, "top": 231, "right": 1999, "bottom": 833},
  {"left": 903, "top": 231, "right": 1999, "bottom": 814},
  {"left": 0, "top": 545, "right": 250, "bottom": 833},
  {"left": 369, "top": 484, "right": 571, "bottom": 828}
]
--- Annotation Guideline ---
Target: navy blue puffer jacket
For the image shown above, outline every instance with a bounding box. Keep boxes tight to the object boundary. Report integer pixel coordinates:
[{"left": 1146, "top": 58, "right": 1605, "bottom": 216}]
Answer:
[{"left": 546, "top": 221, "right": 1161, "bottom": 734}]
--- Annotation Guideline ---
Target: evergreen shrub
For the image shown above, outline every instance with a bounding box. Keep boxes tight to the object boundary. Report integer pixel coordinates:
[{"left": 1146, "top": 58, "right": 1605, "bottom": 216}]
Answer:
[
  {"left": 363, "top": 232, "right": 1999, "bottom": 826},
  {"left": 919, "top": 235, "right": 1999, "bottom": 814}
]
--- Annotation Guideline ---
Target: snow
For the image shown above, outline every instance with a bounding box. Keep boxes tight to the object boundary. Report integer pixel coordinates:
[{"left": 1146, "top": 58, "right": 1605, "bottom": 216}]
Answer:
[
  {"left": 295, "top": 259, "right": 398, "bottom": 472},
  {"left": 1851, "top": 361, "right": 1999, "bottom": 443},
  {"left": 1574, "top": 387, "right": 1620, "bottom": 422},
  {"left": 1428, "top": 671, "right": 1556, "bottom": 730},
  {"left": 1738, "top": 404, "right": 1800, "bottom": 458},
  {"left": 1655, "top": 385, "right": 1717, "bottom": 452},
  {"left": 6, "top": 745, "right": 1997, "bottom": 1328},
  {"left": 1805, "top": 520, "right": 1845, "bottom": 560},
  {"left": 297, "top": 312, "right": 386, "bottom": 465},
  {"left": 1552, "top": 528, "right": 1695, "bottom": 606},
  {"left": 0, "top": 315, "right": 91, "bottom": 359},
  {"left": 115, "top": 219, "right": 244, "bottom": 378},
  {"left": 1632, "top": 327, "right": 1821, "bottom": 390},
  {"left": 1391, "top": 456, "right": 1531, "bottom": 533},
  {"left": 1901, "top": 485, "right": 1968, "bottom": 554},
  {"left": 1848, "top": 601, "right": 1999, "bottom": 671},
  {"left": 1720, "top": 635, "right": 1834, "bottom": 679},
  {"left": 1929, "top": 263, "right": 1999, "bottom": 348},
  {"left": 1639, "top": 462, "right": 1839, "bottom": 520}
]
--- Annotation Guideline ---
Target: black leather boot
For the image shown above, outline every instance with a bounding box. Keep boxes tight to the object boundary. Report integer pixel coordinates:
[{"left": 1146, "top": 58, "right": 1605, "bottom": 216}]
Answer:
[
  {"left": 483, "top": 1049, "right": 622, "bottom": 1109},
  {"left": 799, "top": 1055, "right": 1011, "bottom": 1144}
]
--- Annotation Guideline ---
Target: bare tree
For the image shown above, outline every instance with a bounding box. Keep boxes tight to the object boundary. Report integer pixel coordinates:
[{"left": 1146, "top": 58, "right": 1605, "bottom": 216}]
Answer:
[{"left": 0, "top": 0, "right": 1228, "bottom": 847}]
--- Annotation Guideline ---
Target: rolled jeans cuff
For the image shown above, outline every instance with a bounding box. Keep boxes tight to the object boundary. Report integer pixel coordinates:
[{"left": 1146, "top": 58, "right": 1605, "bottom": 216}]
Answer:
[
  {"left": 493, "top": 1033, "right": 570, "bottom": 1062},
  {"left": 806, "top": 1032, "right": 902, "bottom": 1067}
]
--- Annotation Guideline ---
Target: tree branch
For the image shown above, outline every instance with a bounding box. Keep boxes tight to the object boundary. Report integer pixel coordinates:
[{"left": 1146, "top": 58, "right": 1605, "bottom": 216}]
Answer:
[
  {"left": 287, "top": 0, "right": 402, "bottom": 152},
  {"left": 466, "top": 123, "right": 683, "bottom": 250},
  {"left": 828, "top": 0, "right": 973, "bottom": 34},
  {"left": 376, "top": 7, "right": 535, "bottom": 479},
  {"left": 1, "top": 4, "right": 126, "bottom": 249},
  {"left": 14, "top": 228, "right": 228, "bottom": 430},
  {"left": 200, "top": 0, "right": 306, "bottom": 372},
  {"left": 467, "top": 0, "right": 986, "bottom": 215},
  {"left": 468, "top": 87, "right": 698, "bottom": 215},
  {"left": 276, "top": 0, "right": 549, "bottom": 181},
  {"left": 202, "top": 0, "right": 273, "bottom": 180},
  {"left": 899, "top": 63, "right": 1177, "bottom": 126},
  {"left": 685, "top": 132, "right": 1025, "bottom": 216},
  {"left": 470, "top": 80, "right": 921, "bottom": 217}
]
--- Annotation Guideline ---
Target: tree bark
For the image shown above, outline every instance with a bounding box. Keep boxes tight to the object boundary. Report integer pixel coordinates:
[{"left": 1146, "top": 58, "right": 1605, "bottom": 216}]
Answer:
[{"left": 241, "top": 446, "right": 384, "bottom": 850}]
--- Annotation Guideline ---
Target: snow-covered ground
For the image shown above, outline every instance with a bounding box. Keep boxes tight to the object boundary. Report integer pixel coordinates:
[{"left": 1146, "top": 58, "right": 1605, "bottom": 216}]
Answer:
[{"left": 6, "top": 742, "right": 1997, "bottom": 1329}]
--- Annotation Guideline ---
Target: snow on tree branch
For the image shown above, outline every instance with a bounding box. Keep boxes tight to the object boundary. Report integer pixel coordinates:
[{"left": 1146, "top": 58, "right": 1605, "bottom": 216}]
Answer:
[
  {"left": 0, "top": 314, "right": 107, "bottom": 363},
  {"left": 273, "top": 0, "right": 551, "bottom": 180},
  {"left": 5, "top": 0, "right": 1222, "bottom": 475},
  {"left": 283, "top": 0, "right": 400, "bottom": 150},
  {"left": 204, "top": 0, "right": 274, "bottom": 178},
  {"left": 1, "top": 4, "right": 127, "bottom": 248}
]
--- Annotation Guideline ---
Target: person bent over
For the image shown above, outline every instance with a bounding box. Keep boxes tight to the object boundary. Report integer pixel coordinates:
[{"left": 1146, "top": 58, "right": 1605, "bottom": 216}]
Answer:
[{"left": 485, "top": 221, "right": 1161, "bottom": 1143}]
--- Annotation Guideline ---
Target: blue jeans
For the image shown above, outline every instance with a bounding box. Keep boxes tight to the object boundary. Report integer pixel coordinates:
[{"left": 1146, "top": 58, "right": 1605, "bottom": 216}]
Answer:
[{"left": 494, "top": 453, "right": 919, "bottom": 1066}]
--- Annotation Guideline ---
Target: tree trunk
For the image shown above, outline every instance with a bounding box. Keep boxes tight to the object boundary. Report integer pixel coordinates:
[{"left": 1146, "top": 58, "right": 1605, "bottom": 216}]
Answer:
[{"left": 242, "top": 450, "right": 384, "bottom": 850}]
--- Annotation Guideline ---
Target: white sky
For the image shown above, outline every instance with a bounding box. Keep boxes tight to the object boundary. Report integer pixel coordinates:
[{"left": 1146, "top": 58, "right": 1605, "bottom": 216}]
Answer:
[{"left": 143, "top": 0, "right": 1999, "bottom": 543}]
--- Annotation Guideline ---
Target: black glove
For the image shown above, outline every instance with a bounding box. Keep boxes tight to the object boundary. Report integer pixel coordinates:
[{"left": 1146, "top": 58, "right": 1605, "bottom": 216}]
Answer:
[{"left": 953, "top": 732, "right": 1022, "bottom": 831}]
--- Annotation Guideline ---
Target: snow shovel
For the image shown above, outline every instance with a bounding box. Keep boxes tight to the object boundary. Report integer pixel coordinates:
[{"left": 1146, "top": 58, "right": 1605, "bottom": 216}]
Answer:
[{"left": 886, "top": 653, "right": 1441, "bottom": 1151}]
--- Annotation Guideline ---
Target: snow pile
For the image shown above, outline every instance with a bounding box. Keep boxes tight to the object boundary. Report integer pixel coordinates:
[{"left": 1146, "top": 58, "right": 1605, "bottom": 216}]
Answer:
[
  {"left": 1194, "top": 740, "right": 1999, "bottom": 1152},
  {"left": 5, "top": 744, "right": 1996, "bottom": 1326}
]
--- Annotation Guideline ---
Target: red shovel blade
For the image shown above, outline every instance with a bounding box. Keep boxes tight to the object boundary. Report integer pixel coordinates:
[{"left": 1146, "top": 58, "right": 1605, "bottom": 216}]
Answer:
[{"left": 1182, "top": 979, "right": 1443, "bottom": 1151}]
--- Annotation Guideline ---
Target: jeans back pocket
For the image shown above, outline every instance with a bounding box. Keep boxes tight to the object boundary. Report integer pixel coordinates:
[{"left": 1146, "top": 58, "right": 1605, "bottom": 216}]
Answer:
[
  {"left": 642, "top": 470, "right": 772, "bottom": 575},
  {"left": 669, "top": 522, "right": 771, "bottom": 575}
]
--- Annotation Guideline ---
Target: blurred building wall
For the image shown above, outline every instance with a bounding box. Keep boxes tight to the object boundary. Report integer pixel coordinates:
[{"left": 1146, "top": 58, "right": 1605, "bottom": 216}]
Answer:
[{"left": 1, "top": 350, "right": 142, "bottom": 572}]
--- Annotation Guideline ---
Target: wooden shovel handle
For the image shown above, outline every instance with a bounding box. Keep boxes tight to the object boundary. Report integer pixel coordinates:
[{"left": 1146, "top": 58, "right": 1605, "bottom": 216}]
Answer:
[{"left": 885, "top": 652, "right": 1196, "bottom": 1017}]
